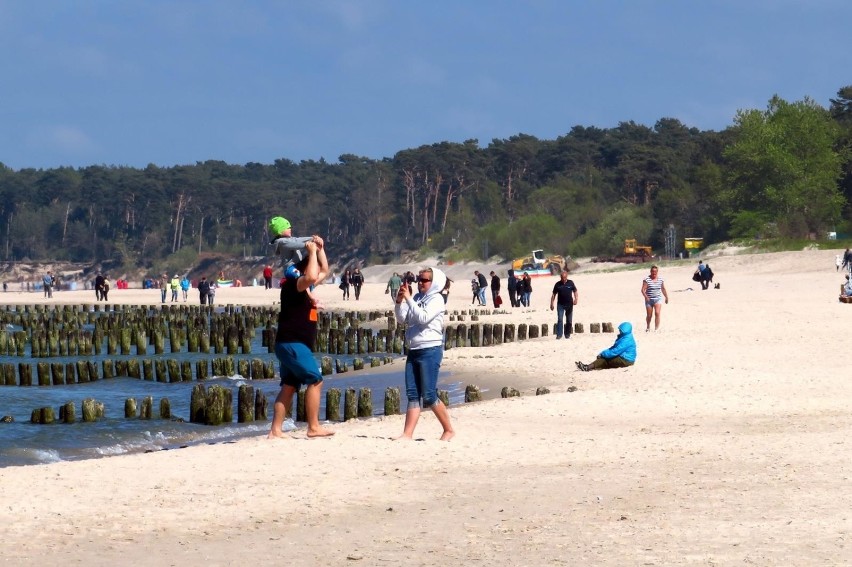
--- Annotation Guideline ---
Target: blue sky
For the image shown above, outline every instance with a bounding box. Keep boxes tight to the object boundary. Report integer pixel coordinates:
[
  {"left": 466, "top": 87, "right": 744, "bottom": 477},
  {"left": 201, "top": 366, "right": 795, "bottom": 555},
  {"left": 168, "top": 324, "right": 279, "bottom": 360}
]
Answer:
[{"left": 0, "top": 0, "right": 849, "bottom": 170}]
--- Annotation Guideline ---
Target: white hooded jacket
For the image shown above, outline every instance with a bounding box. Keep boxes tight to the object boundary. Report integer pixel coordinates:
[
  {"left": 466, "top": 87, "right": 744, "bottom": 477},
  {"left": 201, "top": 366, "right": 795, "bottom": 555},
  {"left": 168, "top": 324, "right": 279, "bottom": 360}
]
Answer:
[{"left": 394, "top": 268, "right": 447, "bottom": 351}]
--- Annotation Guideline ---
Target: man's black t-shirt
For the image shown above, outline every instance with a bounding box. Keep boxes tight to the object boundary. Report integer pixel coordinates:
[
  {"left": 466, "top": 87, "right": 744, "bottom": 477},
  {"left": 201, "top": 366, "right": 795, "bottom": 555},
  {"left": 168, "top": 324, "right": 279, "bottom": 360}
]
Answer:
[
  {"left": 276, "top": 277, "right": 317, "bottom": 348},
  {"left": 552, "top": 279, "right": 577, "bottom": 306}
]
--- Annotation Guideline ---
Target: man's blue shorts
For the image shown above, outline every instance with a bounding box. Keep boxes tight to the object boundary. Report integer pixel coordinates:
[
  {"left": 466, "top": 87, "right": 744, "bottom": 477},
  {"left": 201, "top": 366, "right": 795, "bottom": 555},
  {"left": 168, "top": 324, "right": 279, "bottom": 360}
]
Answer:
[{"left": 275, "top": 342, "right": 323, "bottom": 388}]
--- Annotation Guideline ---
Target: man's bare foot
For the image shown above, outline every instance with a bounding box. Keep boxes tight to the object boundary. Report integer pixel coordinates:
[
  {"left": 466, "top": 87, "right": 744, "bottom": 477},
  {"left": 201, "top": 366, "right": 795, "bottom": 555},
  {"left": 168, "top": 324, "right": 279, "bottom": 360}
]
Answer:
[
  {"left": 393, "top": 433, "right": 414, "bottom": 441},
  {"left": 440, "top": 431, "right": 455, "bottom": 442},
  {"left": 267, "top": 429, "right": 289, "bottom": 440},
  {"left": 306, "top": 427, "right": 335, "bottom": 438}
]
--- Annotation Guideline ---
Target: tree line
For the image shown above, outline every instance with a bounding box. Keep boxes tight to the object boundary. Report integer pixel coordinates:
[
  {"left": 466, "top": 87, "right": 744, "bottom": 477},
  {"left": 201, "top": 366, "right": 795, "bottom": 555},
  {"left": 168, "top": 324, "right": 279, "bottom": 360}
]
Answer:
[{"left": 1, "top": 87, "right": 850, "bottom": 271}]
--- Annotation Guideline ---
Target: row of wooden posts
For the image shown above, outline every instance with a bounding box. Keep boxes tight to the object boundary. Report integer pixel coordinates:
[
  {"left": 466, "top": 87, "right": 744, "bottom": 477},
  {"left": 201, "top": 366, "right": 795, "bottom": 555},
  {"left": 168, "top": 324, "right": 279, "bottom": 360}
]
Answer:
[
  {"left": 25, "top": 382, "right": 510, "bottom": 426},
  {"left": 0, "top": 354, "right": 397, "bottom": 387}
]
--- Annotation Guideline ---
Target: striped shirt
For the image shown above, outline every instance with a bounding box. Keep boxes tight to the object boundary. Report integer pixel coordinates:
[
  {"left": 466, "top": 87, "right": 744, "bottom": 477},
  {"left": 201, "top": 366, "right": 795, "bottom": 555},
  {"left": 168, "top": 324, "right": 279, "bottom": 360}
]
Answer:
[{"left": 643, "top": 276, "right": 664, "bottom": 300}]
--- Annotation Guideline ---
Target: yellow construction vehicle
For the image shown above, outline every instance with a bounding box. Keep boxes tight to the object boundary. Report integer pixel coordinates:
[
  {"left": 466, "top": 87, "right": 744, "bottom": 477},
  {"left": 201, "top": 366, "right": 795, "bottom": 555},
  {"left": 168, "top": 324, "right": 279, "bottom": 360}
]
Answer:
[
  {"left": 511, "top": 249, "right": 565, "bottom": 275},
  {"left": 613, "top": 239, "right": 653, "bottom": 263}
]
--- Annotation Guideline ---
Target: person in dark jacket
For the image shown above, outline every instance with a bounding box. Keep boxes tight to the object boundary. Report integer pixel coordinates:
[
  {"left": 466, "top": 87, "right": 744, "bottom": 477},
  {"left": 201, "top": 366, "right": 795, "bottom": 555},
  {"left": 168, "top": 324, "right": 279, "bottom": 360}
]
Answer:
[
  {"left": 489, "top": 271, "right": 501, "bottom": 306},
  {"left": 475, "top": 270, "right": 488, "bottom": 306},
  {"left": 575, "top": 322, "right": 637, "bottom": 371},
  {"left": 197, "top": 277, "right": 211, "bottom": 305},
  {"left": 507, "top": 269, "right": 518, "bottom": 307},
  {"left": 350, "top": 268, "right": 364, "bottom": 300}
]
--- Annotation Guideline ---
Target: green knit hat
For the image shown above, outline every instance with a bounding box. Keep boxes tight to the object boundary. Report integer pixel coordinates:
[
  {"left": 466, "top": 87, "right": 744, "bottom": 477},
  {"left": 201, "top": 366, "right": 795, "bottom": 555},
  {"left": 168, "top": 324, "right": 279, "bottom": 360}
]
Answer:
[{"left": 268, "top": 216, "right": 291, "bottom": 236}]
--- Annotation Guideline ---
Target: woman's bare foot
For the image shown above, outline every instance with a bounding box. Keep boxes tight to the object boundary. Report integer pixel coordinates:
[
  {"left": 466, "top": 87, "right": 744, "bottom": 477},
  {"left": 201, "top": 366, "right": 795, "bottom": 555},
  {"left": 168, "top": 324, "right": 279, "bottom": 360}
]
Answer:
[
  {"left": 393, "top": 433, "right": 414, "bottom": 441},
  {"left": 306, "top": 426, "right": 335, "bottom": 438},
  {"left": 267, "top": 429, "right": 289, "bottom": 440},
  {"left": 440, "top": 430, "right": 455, "bottom": 442}
]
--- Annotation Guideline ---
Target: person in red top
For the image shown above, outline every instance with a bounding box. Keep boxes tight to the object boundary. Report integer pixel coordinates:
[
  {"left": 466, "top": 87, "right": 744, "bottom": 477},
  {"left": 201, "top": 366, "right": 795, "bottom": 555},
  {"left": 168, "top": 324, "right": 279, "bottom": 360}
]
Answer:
[
  {"left": 267, "top": 238, "right": 334, "bottom": 439},
  {"left": 262, "top": 265, "right": 273, "bottom": 289}
]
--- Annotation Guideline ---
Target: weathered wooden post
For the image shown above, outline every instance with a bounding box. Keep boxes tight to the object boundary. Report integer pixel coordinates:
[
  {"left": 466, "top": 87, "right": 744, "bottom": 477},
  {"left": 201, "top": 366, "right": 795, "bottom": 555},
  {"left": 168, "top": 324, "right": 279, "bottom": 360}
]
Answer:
[
  {"left": 205, "top": 385, "right": 231, "bottom": 426},
  {"left": 81, "top": 398, "right": 98, "bottom": 422},
  {"left": 125, "top": 398, "right": 137, "bottom": 418},
  {"left": 159, "top": 398, "right": 171, "bottom": 419},
  {"left": 18, "top": 363, "right": 33, "bottom": 386},
  {"left": 590, "top": 323, "right": 601, "bottom": 333},
  {"left": 255, "top": 389, "right": 268, "bottom": 421},
  {"left": 167, "top": 359, "right": 181, "bottom": 383},
  {"left": 143, "top": 360, "right": 154, "bottom": 381},
  {"left": 357, "top": 388, "right": 372, "bottom": 418},
  {"left": 140, "top": 396, "right": 153, "bottom": 419},
  {"left": 343, "top": 388, "right": 357, "bottom": 421},
  {"left": 195, "top": 360, "right": 209, "bottom": 381},
  {"left": 500, "top": 387, "right": 521, "bottom": 398},
  {"left": 464, "top": 384, "right": 481, "bottom": 403},
  {"left": 51, "top": 363, "right": 65, "bottom": 386},
  {"left": 383, "top": 387, "right": 400, "bottom": 415},
  {"left": 296, "top": 388, "right": 306, "bottom": 422},
  {"left": 61, "top": 401, "right": 75, "bottom": 423},
  {"left": 325, "top": 388, "right": 341, "bottom": 422},
  {"left": 438, "top": 390, "right": 450, "bottom": 407},
  {"left": 102, "top": 360, "right": 115, "bottom": 380},
  {"left": 36, "top": 362, "right": 50, "bottom": 386},
  {"left": 528, "top": 324, "right": 539, "bottom": 339},
  {"left": 320, "top": 356, "right": 333, "bottom": 376},
  {"left": 517, "top": 323, "right": 528, "bottom": 341},
  {"left": 190, "top": 384, "right": 207, "bottom": 423},
  {"left": 238, "top": 384, "right": 255, "bottom": 423},
  {"left": 482, "top": 323, "right": 493, "bottom": 347},
  {"left": 536, "top": 387, "right": 550, "bottom": 395}
]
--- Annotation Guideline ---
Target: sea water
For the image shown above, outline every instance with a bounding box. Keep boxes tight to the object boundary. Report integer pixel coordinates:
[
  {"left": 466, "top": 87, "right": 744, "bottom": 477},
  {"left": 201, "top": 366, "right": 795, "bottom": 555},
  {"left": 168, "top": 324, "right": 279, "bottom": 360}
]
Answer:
[{"left": 0, "top": 363, "right": 466, "bottom": 468}]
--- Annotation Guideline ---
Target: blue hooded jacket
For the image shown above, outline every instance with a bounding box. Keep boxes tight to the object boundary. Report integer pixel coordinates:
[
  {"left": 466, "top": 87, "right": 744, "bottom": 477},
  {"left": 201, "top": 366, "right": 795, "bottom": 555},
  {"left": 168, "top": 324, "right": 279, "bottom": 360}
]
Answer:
[{"left": 599, "top": 322, "right": 637, "bottom": 363}]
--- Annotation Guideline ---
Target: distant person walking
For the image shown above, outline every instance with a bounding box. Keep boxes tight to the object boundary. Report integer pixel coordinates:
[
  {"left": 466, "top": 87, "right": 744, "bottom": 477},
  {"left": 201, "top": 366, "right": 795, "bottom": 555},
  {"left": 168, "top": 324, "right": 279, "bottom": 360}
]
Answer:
[
  {"left": 340, "top": 269, "right": 351, "bottom": 300},
  {"left": 42, "top": 271, "right": 54, "bottom": 298},
  {"left": 550, "top": 270, "right": 578, "bottom": 340},
  {"left": 263, "top": 264, "right": 273, "bottom": 289},
  {"left": 159, "top": 274, "right": 168, "bottom": 303},
  {"left": 386, "top": 272, "right": 402, "bottom": 301},
  {"left": 507, "top": 269, "right": 518, "bottom": 307},
  {"left": 197, "top": 277, "right": 211, "bottom": 305},
  {"left": 641, "top": 265, "right": 669, "bottom": 332},
  {"left": 489, "top": 271, "right": 501, "bottom": 306},
  {"left": 520, "top": 272, "right": 532, "bottom": 307},
  {"left": 351, "top": 268, "right": 364, "bottom": 300},
  {"left": 475, "top": 271, "right": 488, "bottom": 306},
  {"left": 95, "top": 273, "right": 106, "bottom": 302}
]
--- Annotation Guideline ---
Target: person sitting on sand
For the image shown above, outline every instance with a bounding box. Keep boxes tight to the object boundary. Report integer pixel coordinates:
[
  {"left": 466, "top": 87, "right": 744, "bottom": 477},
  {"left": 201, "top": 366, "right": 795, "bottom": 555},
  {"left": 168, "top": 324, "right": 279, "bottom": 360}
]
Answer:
[
  {"left": 575, "top": 322, "right": 636, "bottom": 371},
  {"left": 840, "top": 275, "right": 852, "bottom": 300}
]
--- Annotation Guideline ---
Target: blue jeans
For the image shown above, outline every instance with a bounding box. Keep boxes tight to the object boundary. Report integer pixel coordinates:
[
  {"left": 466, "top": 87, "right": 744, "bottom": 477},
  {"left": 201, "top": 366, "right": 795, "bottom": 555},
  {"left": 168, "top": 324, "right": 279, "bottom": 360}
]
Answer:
[
  {"left": 404, "top": 346, "right": 443, "bottom": 409},
  {"left": 555, "top": 303, "right": 573, "bottom": 338},
  {"left": 477, "top": 287, "right": 487, "bottom": 305}
]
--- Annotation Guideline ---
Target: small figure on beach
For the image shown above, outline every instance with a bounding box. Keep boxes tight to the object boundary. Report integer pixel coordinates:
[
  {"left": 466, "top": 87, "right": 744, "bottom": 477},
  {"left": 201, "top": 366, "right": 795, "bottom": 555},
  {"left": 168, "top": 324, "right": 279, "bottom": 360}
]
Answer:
[
  {"left": 475, "top": 270, "right": 488, "bottom": 306},
  {"left": 42, "top": 271, "right": 54, "bottom": 299},
  {"left": 95, "top": 273, "right": 106, "bottom": 302},
  {"left": 840, "top": 274, "right": 852, "bottom": 302},
  {"left": 394, "top": 266, "right": 455, "bottom": 441},
  {"left": 386, "top": 272, "right": 402, "bottom": 300},
  {"left": 197, "top": 276, "right": 210, "bottom": 305},
  {"left": 263, "top": 264, "right": 273, "bottom": 289},
  {"left": 489, "top": 271, "right": 501, "bottom": 306},
  {"left": 350, "top": 268, "right": 364, "bottom": 300},
  {"left": 575, "top": 322, "right": 637, "bottom": 371},
  {"left": 550, "top": 270, "right": 578, "bottom": 339},
  {"left": 641, "top": 265, "right": 668, "bottom": 332},
  {"left": 268, "top": 238, "right": 334, "bottom": 439},
  {"left": 507, "top": 269, "right": 518, "bottom": 307},
  {"left": 180, "top": 275, "right": 190, "bottom": 301},
  {"left": 340, "top": 269, "right": 351, "bottom": 300}
]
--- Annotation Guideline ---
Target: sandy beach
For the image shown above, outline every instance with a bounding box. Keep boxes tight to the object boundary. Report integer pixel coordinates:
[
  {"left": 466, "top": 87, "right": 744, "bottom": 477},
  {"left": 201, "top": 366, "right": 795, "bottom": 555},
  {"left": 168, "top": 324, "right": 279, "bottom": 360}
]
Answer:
[{"left": 1, "top": 248, "right": 851, "bottom": 565}]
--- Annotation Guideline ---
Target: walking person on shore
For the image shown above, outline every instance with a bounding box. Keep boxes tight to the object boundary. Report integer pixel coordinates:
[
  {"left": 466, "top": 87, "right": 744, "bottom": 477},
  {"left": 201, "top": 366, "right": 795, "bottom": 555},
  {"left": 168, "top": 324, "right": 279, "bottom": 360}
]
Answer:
[
  {"left": 268, "top": 238, "right": 334, "bottom": 439},
  {"left": 42, "top": 271, "right": 54, "bottom": 299},
  {"left": 351, "top": 268, "right": 364, "bottom": 300},
  {"left": 641, "top": 265, "right": 669, "bottom": 332},
  {"left": 550, "top": 270, "right": 578, "bottom": 339},
  {"left": 386, "top": 272, "right": 402, "bottom": 301},
  {"left": 507, "top": 269, "right": 518, "bottom": 307},
  {"left": 489, "top": 271, "right": 501, "bottom": 306},
  {"left": 394, "top": 267, "right": 455, "bottom": 441},
  {"left": 197, "top": 277, "right": 210, "bottom": 305},
  {"left": 340, "top": 269, "right": 351, "bottom": 300}
]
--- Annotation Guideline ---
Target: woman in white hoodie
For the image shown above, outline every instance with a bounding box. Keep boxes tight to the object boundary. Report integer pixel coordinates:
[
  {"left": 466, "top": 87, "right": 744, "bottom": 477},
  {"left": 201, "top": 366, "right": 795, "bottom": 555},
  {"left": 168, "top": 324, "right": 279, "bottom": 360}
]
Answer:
[{"left": 394, "top": 267, "right": 455, "bottom": 441}]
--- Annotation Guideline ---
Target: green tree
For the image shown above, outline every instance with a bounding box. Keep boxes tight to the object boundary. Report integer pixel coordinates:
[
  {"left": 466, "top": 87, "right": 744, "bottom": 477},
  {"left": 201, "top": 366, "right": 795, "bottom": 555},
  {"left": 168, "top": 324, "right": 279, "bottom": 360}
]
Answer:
[{"left": 724, "top": 95, "right": 844, "bottom": 237}]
